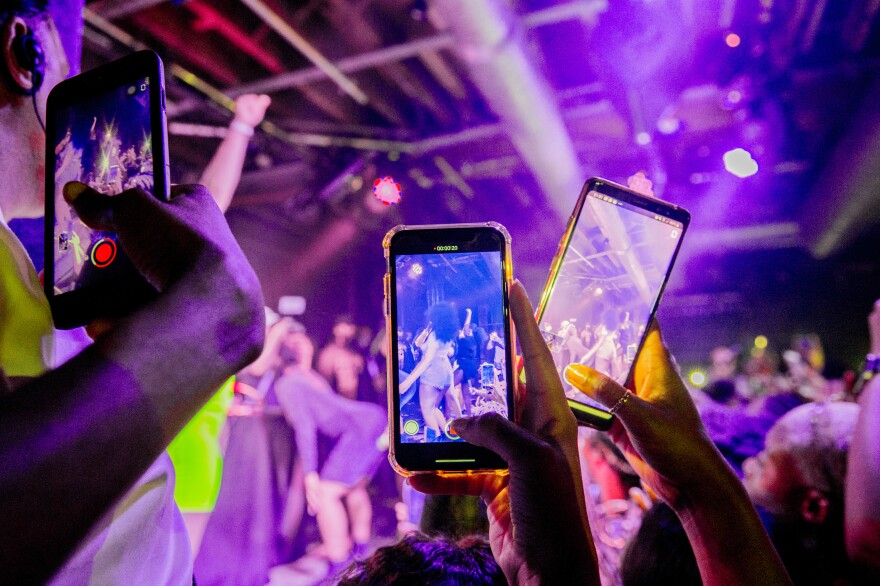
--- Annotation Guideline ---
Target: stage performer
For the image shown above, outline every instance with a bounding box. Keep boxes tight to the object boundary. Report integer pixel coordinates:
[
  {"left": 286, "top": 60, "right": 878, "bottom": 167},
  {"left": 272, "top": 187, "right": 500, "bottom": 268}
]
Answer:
[
  {"left": 400, "top": 303, "right": 458, "bottom": 442},
  {"left": 274, "top": 328, "right": 386, "bottom": 580}
]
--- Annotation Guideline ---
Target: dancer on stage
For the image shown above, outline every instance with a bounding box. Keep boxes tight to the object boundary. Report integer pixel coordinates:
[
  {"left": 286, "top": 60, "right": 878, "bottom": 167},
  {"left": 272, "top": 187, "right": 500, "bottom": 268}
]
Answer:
[{"left": 399, "top": 303, "right": 458, "bottom": 442}]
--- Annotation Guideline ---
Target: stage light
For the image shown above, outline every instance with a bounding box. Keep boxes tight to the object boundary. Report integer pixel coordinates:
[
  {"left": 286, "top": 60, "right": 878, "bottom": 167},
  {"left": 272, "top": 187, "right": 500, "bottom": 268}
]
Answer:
[
  {"left": 373, "top": 176, "right": 402, "bottom": 205},
  {"left": 657, "top": 117, "right": 680, "bottom": 135},
  {"left": 593, "top": 287, "right": 603, "bottom": 296},
  {"left": 689, "top": 370, "right": 706, "bottom": 386},
  {"left": 725, "top": 33, "right": 741, "bottom": 48},
  {"left": 635, "top": 131, "right": 651, "bottom": 145},
  {"left": 727, "top": 90, "right": 742, "bottom": 104},
  {"left": 754, "top": 335, "right": 768, "bottom": 349},
  {"left": 409, "top": 263, "right": 423, "bottom": 277},
  {"left": 723, "top": 148, "right": 758, "bottom": 178}
]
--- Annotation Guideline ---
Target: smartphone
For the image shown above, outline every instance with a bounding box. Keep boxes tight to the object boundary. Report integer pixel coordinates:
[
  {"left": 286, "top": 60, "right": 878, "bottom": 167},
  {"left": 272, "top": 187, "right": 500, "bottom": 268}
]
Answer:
[
  {"left": 535, "top": 178, "right": 690, "bottom": 429},
  {"left": 384, "top": 223, "right": 515, "bottom": 475},
  {"left": 45, "top": 51, "right": 169, "bottom": 329}
]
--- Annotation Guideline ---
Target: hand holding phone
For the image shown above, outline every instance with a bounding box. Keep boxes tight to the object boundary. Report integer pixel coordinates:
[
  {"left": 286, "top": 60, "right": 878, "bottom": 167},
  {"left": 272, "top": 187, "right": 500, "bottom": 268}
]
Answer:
[
  {"left": 409, "top": 282, "right": 598, "bottom": 585},
  {"left": 535, "top": 178, "right": 690, "bottom": 429},
  {"left": 45, "top": 51, "right": 170, "bottom": 329},
  {"left": 384, "top": 223, "right": 515, "bottom": 474}
]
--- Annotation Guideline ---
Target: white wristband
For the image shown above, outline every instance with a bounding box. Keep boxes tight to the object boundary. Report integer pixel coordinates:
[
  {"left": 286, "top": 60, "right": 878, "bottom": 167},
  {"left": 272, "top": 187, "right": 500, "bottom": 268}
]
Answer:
[{"left": 230, "top": 119, "right": 255, "bottom": 138}]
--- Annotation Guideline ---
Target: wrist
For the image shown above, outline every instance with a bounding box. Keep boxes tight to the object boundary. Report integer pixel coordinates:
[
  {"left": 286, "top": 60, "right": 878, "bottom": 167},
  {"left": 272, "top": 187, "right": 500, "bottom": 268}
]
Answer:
[{"left": 230, "top": 119, "right": 255, "bottom": 137}]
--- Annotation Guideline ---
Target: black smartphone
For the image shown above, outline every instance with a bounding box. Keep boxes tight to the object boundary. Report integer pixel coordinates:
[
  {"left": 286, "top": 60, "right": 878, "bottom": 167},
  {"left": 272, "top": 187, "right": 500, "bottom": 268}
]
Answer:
[
  {"left": 384, "top": 223, "right": 515, "bottom": 475},
  {"left": 45, "top": 50, "right": 169, "bottom": 329},
  {"left": 535, "top": 178, "right": 690, "bottom": 429}
]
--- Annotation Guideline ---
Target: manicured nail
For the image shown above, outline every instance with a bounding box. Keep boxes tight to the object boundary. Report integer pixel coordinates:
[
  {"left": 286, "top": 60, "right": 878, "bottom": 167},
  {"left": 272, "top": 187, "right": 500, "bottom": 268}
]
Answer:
[
  {"left": 63, "top": 181, "right": 87, "bottom": 203},
  {"left": 564, "top": 363, "right": 592, "bottom": 388}
]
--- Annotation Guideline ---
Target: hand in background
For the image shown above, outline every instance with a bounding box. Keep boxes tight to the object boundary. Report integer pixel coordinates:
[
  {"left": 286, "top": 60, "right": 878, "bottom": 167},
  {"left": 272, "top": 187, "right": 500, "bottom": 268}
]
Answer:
[
  {"left": 868, "top": 299, "right": 880, "bottom": 355},
  {"left": 410, "top": 281, "right": 598, "bottom": 586},
  {"left": 233, "top": 94, "right": 271, "bottom": 128}
]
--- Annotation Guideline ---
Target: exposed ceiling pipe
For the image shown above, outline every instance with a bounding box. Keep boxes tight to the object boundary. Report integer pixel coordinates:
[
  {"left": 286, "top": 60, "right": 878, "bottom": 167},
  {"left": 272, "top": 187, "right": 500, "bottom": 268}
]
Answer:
[
  {"left": 224, "top": 0, "right": 604, "bottom": 101},
  {"left": 237, "top": 0, "right": 370, "bottom": 105},
  {"left": 801, "top": 74, "right": 880, "bottom": 259},
  {"left": 426, "top": 0, "right": 586, "bottom": 219},
  {"left": 89, "top": 0, "right": 167, "bottom": 20}
]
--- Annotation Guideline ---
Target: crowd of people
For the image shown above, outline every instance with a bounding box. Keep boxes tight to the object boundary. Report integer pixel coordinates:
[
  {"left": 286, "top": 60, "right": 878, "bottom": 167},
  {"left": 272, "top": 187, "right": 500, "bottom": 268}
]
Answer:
[{"left": 1, "top": 2, "right": 879, "bottom": 585}]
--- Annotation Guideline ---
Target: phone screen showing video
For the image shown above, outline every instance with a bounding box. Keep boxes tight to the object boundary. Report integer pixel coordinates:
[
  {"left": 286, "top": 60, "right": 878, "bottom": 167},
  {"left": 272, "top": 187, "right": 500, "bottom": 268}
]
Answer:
[
  {"left": 51, "top": 77, "right": 153, "bottom": 295},
  {"left": 394, "top": 251, "right": 508, "bottom": 444},
  {"left": 539, "top": 189, "right": 684, "bottom": 409}
]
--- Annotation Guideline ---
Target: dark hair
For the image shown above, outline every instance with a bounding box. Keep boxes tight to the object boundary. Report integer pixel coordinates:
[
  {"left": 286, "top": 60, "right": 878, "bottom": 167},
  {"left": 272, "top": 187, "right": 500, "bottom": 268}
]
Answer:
[
  {"left": 337, "top": 533, "right": 505, "bottom": 586},
  {"left": 0, "top": 0, "right": 48, "bottom": 22},
  {"left": 426, "top": 303, "right": 459, "bottom": 343},
  {"left": 620, "top": 503, "right": 701, "bottom": 586}
]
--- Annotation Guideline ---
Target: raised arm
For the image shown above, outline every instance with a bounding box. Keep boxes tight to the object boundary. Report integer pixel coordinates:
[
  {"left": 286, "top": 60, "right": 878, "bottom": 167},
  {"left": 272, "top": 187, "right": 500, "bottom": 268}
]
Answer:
[
  {"left": 845, "top": 299, "right": 880, "bottom": 577},
  {"left": 566, "top": 326, "right": 792, "bottom": 586},
  {"left": 0, "top": 183, "right": 264, "bottom": 582},
  {"left": 199, "top": 94, "right": 271, "bottom": 213}
]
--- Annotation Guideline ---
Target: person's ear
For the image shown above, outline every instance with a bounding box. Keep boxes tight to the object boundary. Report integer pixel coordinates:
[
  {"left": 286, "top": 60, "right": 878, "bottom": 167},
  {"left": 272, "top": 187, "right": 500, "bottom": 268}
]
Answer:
[
  {"left": 2, "top": 17, "right": 38, "bottom": 94},
  {"left": 800, "top": 488, "right": 829, "bottom": 524}
]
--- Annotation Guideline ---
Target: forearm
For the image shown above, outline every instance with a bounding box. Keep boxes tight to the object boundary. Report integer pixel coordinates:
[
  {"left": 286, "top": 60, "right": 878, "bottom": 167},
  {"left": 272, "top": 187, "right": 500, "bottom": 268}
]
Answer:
[
  {"left": 846, "top": 378, "right": 880, "bottom": 574},
  {"left": 675, "top": 451, "right": 791, "bottom": 586},
  {"left": 199, "top": 131, "right": 250, "bottom": 213}
]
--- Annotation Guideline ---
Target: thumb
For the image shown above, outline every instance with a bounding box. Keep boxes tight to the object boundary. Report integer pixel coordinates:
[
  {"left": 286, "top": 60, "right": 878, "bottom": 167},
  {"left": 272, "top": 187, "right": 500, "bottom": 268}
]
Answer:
[
  {"left": 63, "top": 181, "right": 116, "bottom": 231},
  {"left": 452, "top": 413, "right": 545, "bottom": 465}
]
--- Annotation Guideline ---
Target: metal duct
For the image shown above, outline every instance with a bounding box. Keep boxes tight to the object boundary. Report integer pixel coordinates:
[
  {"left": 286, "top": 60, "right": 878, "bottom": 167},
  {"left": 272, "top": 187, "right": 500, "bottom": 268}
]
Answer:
[
  {"left": 801, "top": 74, "right": 880, "bottom": 259},
  {"left": 427, "top": 0, "right": 587, "bottom": 219}
]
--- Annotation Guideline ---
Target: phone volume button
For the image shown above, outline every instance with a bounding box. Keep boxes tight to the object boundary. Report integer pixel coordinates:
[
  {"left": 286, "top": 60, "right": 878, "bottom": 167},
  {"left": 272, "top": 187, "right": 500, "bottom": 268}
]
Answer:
[{"left": 160, "top": 89, "right": 166, "bottom": 111}]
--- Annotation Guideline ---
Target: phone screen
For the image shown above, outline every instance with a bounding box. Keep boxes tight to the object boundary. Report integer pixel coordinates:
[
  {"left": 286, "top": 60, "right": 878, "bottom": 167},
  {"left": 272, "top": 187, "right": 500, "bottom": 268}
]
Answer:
[
  {"left": 538, "top": 187, "right": 686, "bottom": 412},
  {"left": 51, "top": 77, "right": 154, "bottom": 295},
  {"left": 392, "top": 249, "right": 509, "bottom": 445}
]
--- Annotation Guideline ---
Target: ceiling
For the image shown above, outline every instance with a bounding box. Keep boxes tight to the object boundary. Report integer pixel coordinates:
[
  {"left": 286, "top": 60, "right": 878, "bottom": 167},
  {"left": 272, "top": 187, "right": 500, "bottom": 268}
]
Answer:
[{"left": 78, "top": 0, "right": 880, "bottom": 363}]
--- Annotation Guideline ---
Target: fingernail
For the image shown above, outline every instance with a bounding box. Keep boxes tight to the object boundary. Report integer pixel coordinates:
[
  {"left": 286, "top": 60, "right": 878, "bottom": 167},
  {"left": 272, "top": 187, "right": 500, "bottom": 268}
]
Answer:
[
  {"left": 63, "top": 181, "right": 87, "bottom": 203},
  {"left": 564, "top": 363, "right": 592, "bottom": 388}
]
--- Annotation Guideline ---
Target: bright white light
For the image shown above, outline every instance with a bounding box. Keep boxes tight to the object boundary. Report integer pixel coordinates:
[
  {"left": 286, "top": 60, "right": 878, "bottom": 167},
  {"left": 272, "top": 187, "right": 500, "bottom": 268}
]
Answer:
[
  {"left": 409, "top": 263, "right": 423, "bottom": 278},
  {"left": 593, "top": 287, "right": 603, "bottom": 296},
  {"left": 723, "top": 148, "right": 758, "bottom": 178},
  {"left": 635, "top": 131, "right": 651, "bottom": 145},
  {"left": 657, "top": 117, "right": 680, "bottom": 134},
  {"left": 689, "top": 370, "right": 706, "bottom": 386}
]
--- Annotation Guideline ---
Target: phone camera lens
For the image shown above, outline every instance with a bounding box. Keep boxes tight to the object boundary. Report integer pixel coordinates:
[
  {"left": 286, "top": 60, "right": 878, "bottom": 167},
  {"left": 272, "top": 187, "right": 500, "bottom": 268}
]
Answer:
[
  {"left": 140, "top": 84, "right": 147, "bottom": 92},
  {"left": 126, "top": 86, "right": 136, "bottom": 96}
]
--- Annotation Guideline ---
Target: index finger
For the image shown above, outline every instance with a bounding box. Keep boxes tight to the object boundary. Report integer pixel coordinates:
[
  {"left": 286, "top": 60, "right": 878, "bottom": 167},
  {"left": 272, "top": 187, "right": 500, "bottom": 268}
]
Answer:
[{"left": 508, "top": 281, "right": 569, "bottom": 426}]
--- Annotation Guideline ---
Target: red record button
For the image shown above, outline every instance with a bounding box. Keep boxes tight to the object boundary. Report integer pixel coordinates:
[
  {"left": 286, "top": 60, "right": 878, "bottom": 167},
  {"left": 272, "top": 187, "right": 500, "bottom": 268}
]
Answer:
[{"left": 91, "top": 238, "right": 117, "bottom": 268}]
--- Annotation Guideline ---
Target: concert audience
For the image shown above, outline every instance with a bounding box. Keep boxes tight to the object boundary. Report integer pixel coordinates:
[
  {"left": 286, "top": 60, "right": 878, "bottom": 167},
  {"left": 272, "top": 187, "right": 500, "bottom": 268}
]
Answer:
[{"left": 318, "top": 315, "right": 366, "bottom": 400}]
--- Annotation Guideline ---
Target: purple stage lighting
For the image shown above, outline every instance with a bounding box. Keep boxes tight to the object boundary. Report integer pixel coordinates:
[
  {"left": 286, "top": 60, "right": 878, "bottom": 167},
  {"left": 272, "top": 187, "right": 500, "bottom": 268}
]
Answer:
[{"left": 723, "top": 148, "right": 758, "bottom": 178}]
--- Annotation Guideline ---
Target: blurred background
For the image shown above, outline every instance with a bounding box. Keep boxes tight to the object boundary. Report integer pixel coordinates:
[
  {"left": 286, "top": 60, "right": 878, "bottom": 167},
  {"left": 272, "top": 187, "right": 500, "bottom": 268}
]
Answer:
[{"left": 23, "top": 0, "right": 880, "bottom": 371}]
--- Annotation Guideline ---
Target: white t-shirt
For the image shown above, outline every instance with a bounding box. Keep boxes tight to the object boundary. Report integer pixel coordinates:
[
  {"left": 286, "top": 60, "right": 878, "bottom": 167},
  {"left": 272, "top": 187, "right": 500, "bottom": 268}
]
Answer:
[{"left": 0, "top": 217, "right": 192, "bottom": 584}]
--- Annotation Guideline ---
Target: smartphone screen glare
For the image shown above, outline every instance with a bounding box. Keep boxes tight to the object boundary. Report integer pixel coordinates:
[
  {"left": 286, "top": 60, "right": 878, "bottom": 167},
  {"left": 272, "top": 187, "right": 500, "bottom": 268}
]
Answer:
[
  {"left": 538, "top": 189, "right": 684, "bottom": 411},
  {"left": 394, "top": 250, "right": 509, "bottom": 444},
  {"left": 52, "top": 77, "right": 154, "bottom": 295}
]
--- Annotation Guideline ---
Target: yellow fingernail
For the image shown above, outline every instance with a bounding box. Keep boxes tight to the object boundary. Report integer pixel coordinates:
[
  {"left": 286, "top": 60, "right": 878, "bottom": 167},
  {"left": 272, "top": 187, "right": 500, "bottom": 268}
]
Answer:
[
  {"left": 564, "top": 363, "right": 591, "bottom": 388},
  {"left": 63, "top": 181, "right": 87, "bottom": 203}
]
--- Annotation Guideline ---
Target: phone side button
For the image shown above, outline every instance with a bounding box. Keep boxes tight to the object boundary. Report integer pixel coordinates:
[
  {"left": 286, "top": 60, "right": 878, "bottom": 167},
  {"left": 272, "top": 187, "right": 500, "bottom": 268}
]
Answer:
[
  {"left": 384, "top": 295, "right": 391, "bottom": 316},
  {"left": 160, "top": 89, "right": 166, "bottom": 111}
]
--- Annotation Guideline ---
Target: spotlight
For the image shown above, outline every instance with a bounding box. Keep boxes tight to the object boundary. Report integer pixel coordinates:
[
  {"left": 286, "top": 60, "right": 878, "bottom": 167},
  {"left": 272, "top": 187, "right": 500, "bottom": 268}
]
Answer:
[
  {"left": 409, "top": 263, "right": 423, "bottom": 278},
  {"left": 723, "top": 148, "right": 758, "bottom": 178},
  {"left": 725, "top": 33, "right": 741, "bottom": 48},
  {"left": 635, "top": 131, "right": 651, "bottom": 146},
  {"left": 754, "top": 335, "right": 768, "bottom": 349},
  {"left": 593, "top": 287, "right": 603, "bottom": 296}
]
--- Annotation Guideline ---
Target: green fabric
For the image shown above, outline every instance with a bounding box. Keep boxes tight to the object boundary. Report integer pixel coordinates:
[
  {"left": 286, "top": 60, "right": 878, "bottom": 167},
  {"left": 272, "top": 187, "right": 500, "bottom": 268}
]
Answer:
[
  {"left": 0, "top": 221, "right": 54, "bottom": 377},
  {"left": 167, "top": 377, "right": 234, "bottom": 512}
]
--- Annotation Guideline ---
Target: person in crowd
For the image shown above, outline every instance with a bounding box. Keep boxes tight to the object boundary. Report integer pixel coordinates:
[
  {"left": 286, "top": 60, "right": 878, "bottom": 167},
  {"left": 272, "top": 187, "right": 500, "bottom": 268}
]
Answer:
[
  {"left": 400, "top": 303, "right": 458, "bottom": 442},
  {"left": 337, "top": 532, "right": 505, "bottom": 586},
  {"left": 619, "top": 502, "right": 702, "bottom": 586},
  {"left": 743, "top": 401, "right": 860, "bottom": 584},
  {"left": 165, "top": 91, "right": 271, "bottom": 557},
  {"left": 846, "top": 298, "right": 880, "bottom": 579},
  {"left": 274, "top": 327, "right": 386, "bottom": 579},
  {"left": 454, "top": 307, "right": 479, "bottom": 417},
  {"left": 318, "top": 315, "right": 365, "bottom": 400}
]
